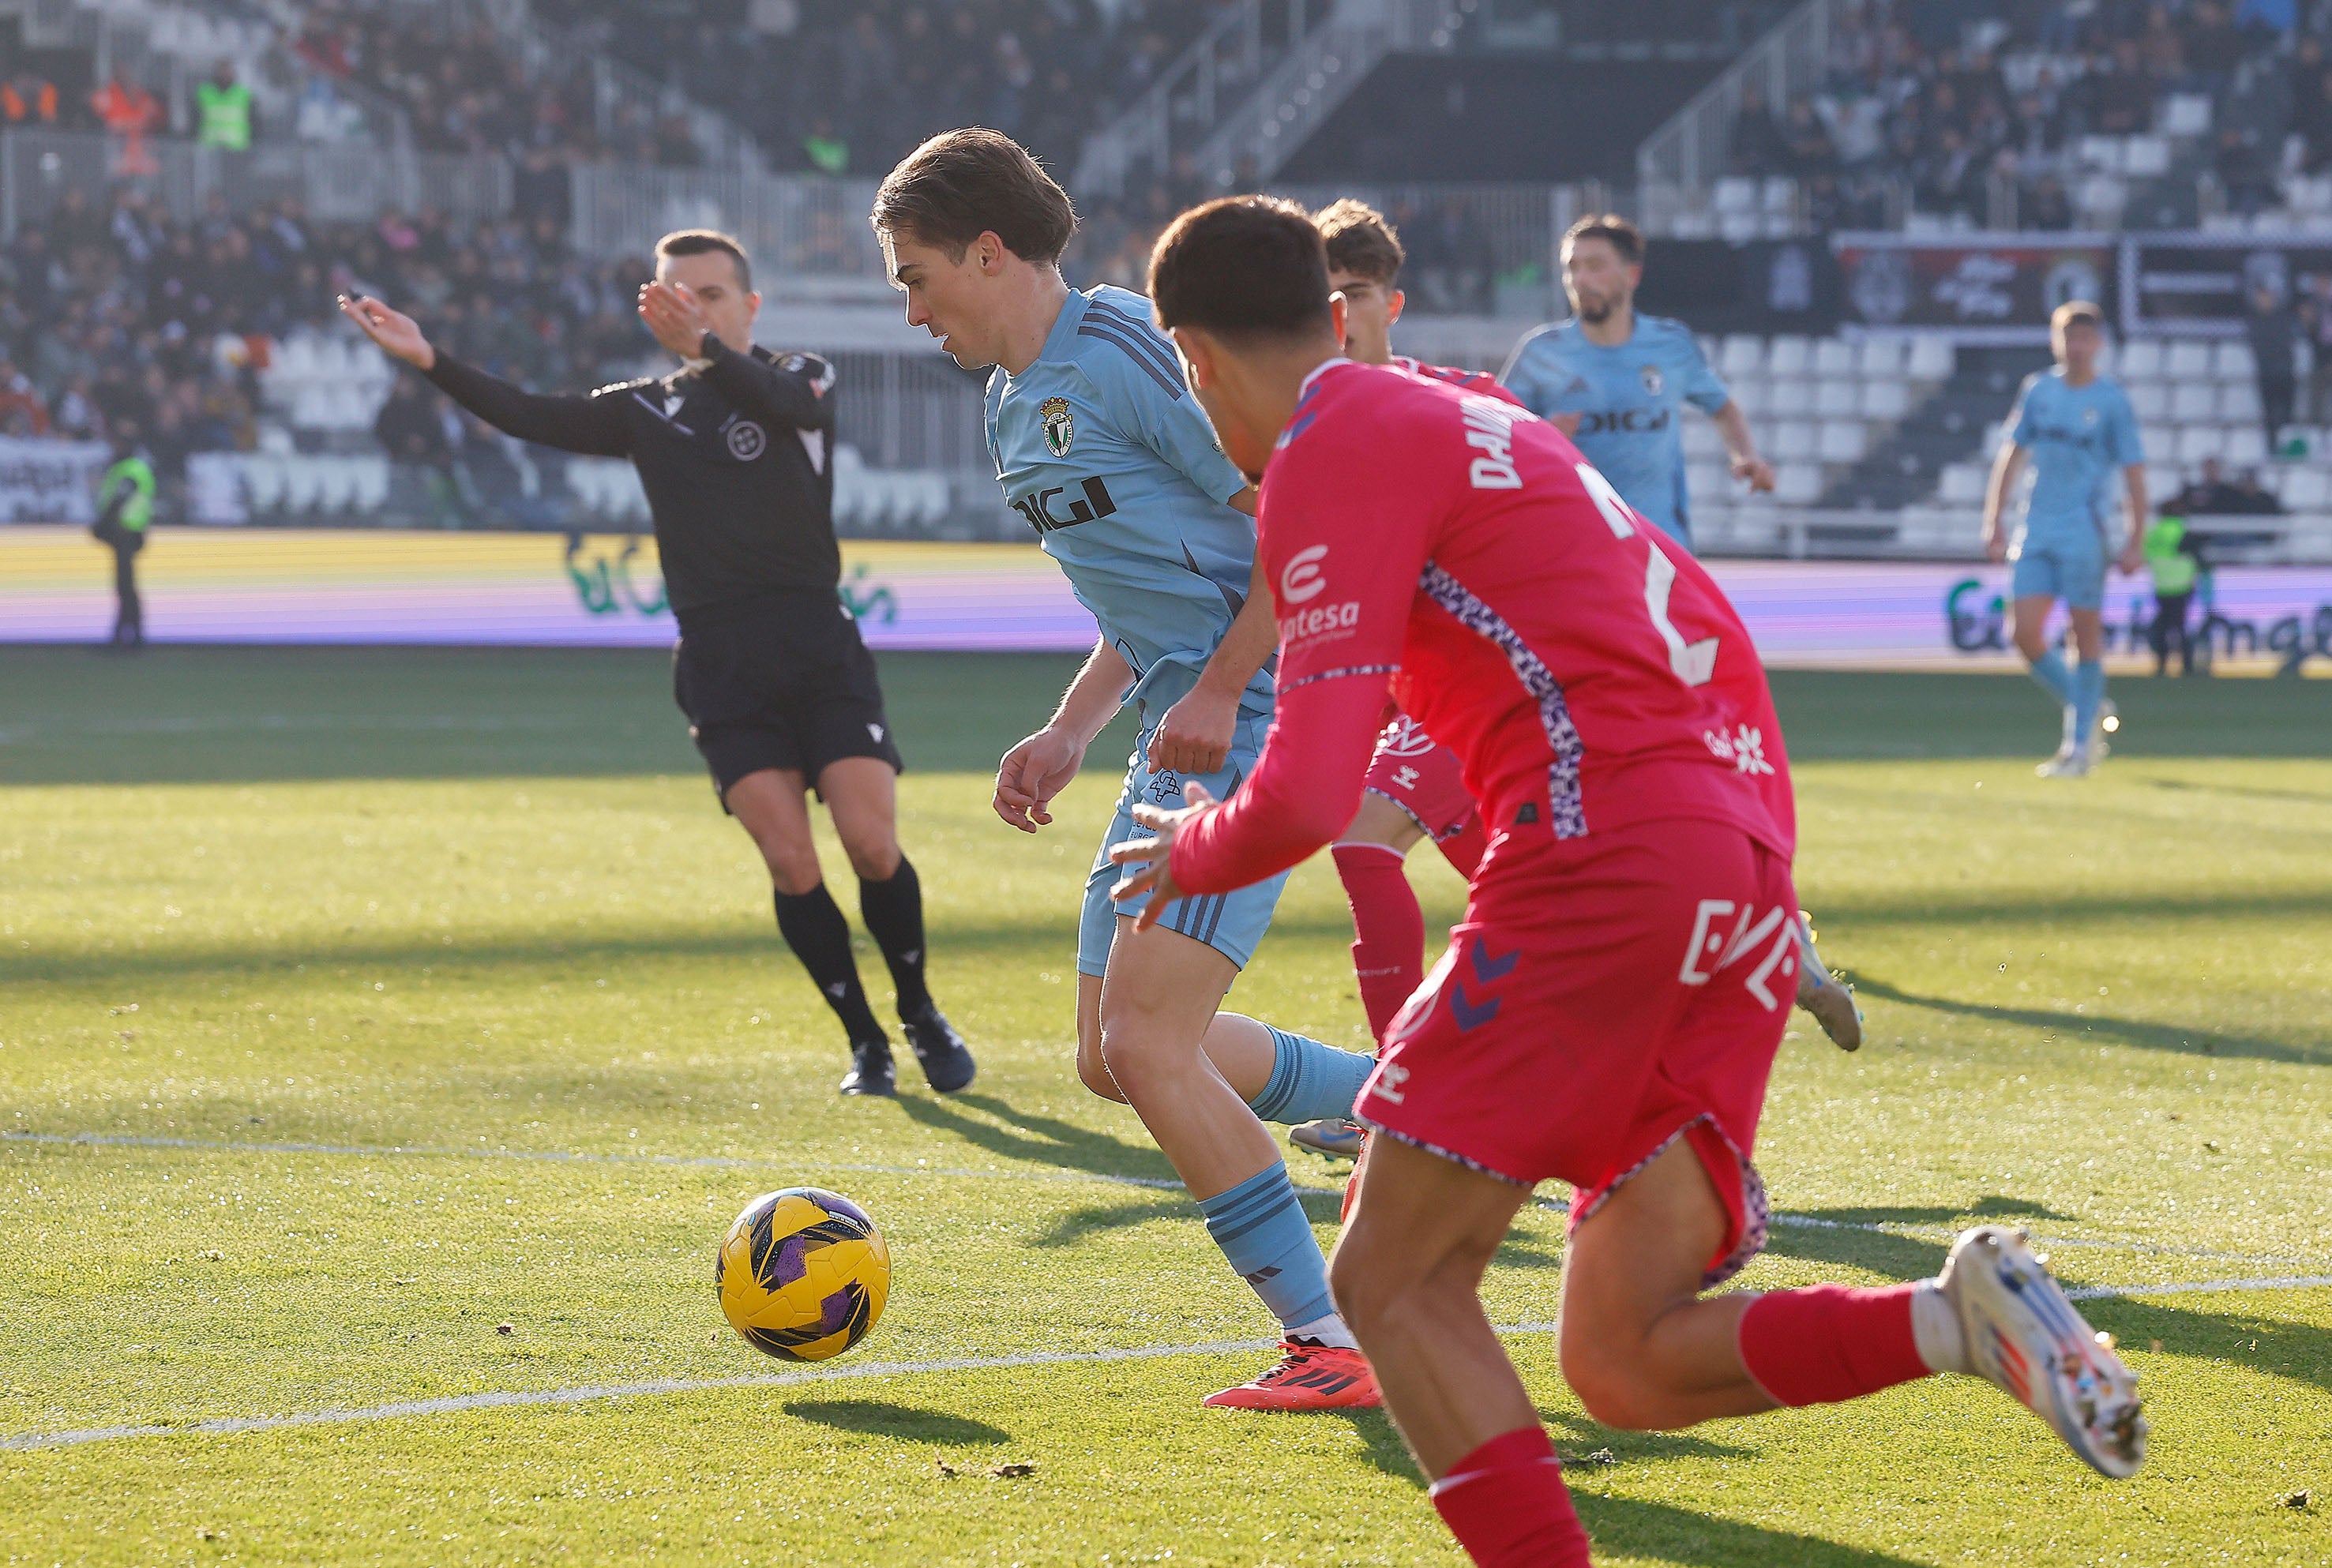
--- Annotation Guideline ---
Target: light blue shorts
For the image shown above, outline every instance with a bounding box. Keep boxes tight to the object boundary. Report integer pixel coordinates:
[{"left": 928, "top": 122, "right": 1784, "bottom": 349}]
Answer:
[
  {"left": 1077, "top": 711, "right": 1292, "bottom": 977},
  {"left": 2010, "top": 531, "right": 2107, "bottom": 610}
]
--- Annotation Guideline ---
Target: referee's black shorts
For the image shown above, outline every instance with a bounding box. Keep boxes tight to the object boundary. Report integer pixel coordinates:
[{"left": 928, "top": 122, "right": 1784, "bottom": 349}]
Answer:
[{"left": 672, "top": 593, "right": 904, "bottom": 809}]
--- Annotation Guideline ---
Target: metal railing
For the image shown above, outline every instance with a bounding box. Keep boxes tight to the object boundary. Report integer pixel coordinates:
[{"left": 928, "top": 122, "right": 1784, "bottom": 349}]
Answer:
[
  {"left": 1195, "top": 0, "right": 1466, "bottom": 190},
  {"left": 0, "top": 127, "right": 509, "bottom": 234},
  {"left": 1073, "top": 0, "right": 1330, "bottom": 197},
  {"left": 1635, "top": 0, "right": 1838, "bottom": 196}
]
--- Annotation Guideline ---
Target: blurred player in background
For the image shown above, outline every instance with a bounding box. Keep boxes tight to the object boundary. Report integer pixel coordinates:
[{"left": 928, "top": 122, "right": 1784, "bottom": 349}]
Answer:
[
  {"left": 1117, "top": 197, "right": 2146, "bottom": 1568},
  {"left": 1982, "top": 301, "right": 2148, "bottom": 776},
  {"left": 873, "top": 129, "right": 1381, "bottom": 1411},
  {"left": 342, "top": 230, "right": 975, "bottom": 1101},
  {"left": 1504, "top": 212, "right": 1861, "bottom": 1052},
  {"left": 1501, "top": 215, "right": 1772, "bottom": 550}
]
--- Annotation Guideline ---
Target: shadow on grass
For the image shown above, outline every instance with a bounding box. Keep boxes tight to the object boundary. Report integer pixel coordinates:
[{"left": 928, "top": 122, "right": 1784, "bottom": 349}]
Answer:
[
  {"left": 780, "top": 1399, "right": 1011, "bottom": 1446},
  {"left": 2146, "top": 776, "right": 2332, "bottom": 806},
  {"left": 1851, "top": 975, "right": 2325, "bottom": 1066},
  {"left": 1574, "top": 1493, "right": 1936, "bottom": 1567},
  {"left": 892, "top": 1090, "right": 1181, "bottom": 1193}
]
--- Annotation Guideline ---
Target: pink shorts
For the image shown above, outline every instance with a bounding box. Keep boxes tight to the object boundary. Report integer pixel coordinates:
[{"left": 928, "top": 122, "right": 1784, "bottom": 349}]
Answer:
[
  {"left": 1357, "top": 817, "right": 1796, "bottom": 1288},
  {"left": 1362, "top": 716, "right": 1478, "bottom": 845}
]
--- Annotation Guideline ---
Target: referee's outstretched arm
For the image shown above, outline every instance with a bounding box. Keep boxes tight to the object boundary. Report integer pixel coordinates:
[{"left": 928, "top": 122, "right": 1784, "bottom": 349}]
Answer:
[{"left": 340, "top": 292, "right": 633, "bottom": 456}]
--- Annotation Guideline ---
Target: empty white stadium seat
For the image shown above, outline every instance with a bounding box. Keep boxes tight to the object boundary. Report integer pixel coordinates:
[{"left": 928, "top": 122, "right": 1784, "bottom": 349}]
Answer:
[
  {"left": 2162, "top": 92, "right": 2213, "bottom": 137},
  {"left": 2165, "top": 341, "right": 2213, "bottom": 379},
  {"left": 1682, "top": 418, "right": 1726, "bottom": 460},
  {"left": 1937, "top": 463, "right": 1988, "bottom": 505},
  {"left": 2170, "top": 382, "right": 2220, "bottom": 423},
  {"left": 1712, "top": 178, "right": 1757, "bottom": 215},
  {"left": 1719, "top": 336, "right": 1763, "bottom": 378},
  {"left": 1687, "top": 461, "right": 1729, "bottom": 499},
  {"left": 2076, "top": 174, "right": 2128, "bottom": 222},
  {"left": 2280, "top": 467, "right": 2331, "bottom": 508},
  {"left": 1769, "top": 421, "right": 1817, "bottom": 460},
  {"left": 1856, "top": 338, "right": 1906, "bottom": 377},
  {"left": 1906, "top": 337, "right": 1955, "bottom": 380},
  {"left": 1812, "top": 379, "right": 1859, "bottom": 418},
  {"left": 2212, "top": 343, "right": 2257, "bottom": 381},
  {"left": 1766, "top": 376, "right": 1813, "bottom": 414},
  {"left": 241, "top": 455, "right": 286, "bottom": 512},
  {"left": 2142, "top": 423, "right": 2176, "bottom": 459},
  {"left": 2175, "top": 426, "right": 2225, "bottom": 463},
  {"left": 1863, "top": 379, "right": 1911, "bottom": 420},
  {"left": 2127, "top": 383, "right": 2169, "bottom": 421},
  {"left": 1766, "top": 336, "right": 1812, "bottom": 377},
  {"left": 1773, "top": 463, "right": 1823, "bottom": 505},
  {"left": 2077, "top": 135, "right": 2124, "bottom": 172},
  {"left": 2124, "top": 135, "right": 2170, "bottom": 177},
  {"left": 2146, "top": 464, "right": 2183, "bottom": 502},
  {"left": 2221, "top": 381, "right": 2263, "bottom": 423},
  {"left": 2118, "top": 339, "right": 2164, "bottom": 379},
  {"left": 352, "top": 457, "right": 391, "bottom": 512},
  {"left": 1816, "top": 420, "right": 1868, "bottom": 463},
  {"left": 2224, "top": 427, "right": 2268, "bottom": 466},
  {"left": 282, "top": 457, "right": 325, "bottom": 512},
  {"left": 1812, "top": 339, "right": 1857, "bottom": 377},
  {"left": 1760, "top": 177, "right": 1797, "bottom": 215}
]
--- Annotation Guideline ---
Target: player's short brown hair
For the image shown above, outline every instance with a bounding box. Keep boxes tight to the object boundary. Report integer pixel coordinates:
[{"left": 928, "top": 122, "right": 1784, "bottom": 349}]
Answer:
[
  {"left": 1150, "top": 196, "right": 1333, "bottom": 345},
  {"left": 1561, "top": 213, "right": 1645, "bottom": 268},
  {"left": 655, "top": 229, "right": 751, "bottom": 292},
  {"left": 870, "top": 128, "right": 1078, "bottom": 265},
  {"left": 1314, "top": 198, "right": 1405, "bottom": 284},
  {"left": 2052, "top": 299, "right": 2105, "bottom": 334}
]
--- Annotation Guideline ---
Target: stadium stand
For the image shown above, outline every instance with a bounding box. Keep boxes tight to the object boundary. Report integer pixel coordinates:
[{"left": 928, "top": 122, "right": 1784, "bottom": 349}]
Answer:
[{"left": 2, "top": 0, "right": 2330, "bottom": 560}]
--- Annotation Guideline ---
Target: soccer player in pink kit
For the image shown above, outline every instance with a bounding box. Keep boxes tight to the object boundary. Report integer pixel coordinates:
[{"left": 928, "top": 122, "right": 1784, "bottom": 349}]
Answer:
[{"left": 1111, "top": 198, "right": 2145, "bottom": 1566}]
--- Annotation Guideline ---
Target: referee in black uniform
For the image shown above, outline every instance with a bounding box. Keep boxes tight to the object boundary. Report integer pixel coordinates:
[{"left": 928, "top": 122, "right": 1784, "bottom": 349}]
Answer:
[{"left": 340, "top": 229, "right": 973, "bottom": 1098}]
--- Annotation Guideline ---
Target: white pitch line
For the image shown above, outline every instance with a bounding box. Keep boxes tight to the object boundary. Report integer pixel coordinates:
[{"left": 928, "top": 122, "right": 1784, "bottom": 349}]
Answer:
[
  {"left": 8, "top": 1277, "right": 2331, "bottom": 1456},
  {"left": 9, "top": 1130, "right": 2323, "bottom": 1272}
]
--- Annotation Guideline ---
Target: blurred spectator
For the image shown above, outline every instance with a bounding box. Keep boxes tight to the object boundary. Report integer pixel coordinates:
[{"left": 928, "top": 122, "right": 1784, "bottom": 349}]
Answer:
[
  {"left": 195, "top": 60, "right": 255, "bottom": 152},
  {"left": 0, "top": 359, "right": 50, "bottom": 437},
  {"left": 2304, "top": 272, "right": 2332, "bottom": 420},
  {"left": 1729, "top": 83, "right": 1789, "bottom": 172},
  {"left": 89, "top": 70, "right": 163, "bottom": 178},
  {"left": 2248, "top": 280, "right": 2300, "bottom": 441},
  {"left": 2, "top": 69, "right": 61, "bottom": 127}
]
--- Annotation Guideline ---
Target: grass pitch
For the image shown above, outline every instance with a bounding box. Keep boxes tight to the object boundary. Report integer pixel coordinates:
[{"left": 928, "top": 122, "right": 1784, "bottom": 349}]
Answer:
[{"left": 2, "top": 646, "right": 2329, "bottom": 1566}]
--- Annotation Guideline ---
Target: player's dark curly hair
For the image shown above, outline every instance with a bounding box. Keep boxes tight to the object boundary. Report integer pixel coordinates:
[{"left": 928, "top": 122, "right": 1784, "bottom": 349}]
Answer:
[
  {"left": 870, "top": 128, "right": 1078, "bottom": 266},
  {"left": 1149, "top": 196, "right": 1332, "bottom": 345}
]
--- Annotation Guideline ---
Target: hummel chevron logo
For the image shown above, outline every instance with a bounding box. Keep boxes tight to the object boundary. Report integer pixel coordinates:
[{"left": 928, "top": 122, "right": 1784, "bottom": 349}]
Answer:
[
  {"left": 1468, "top": 937, "right": 1519, "bottom": 983},
  {"left": 1243, "top": 1266, "right": 1283, "bottom": 1285},
  {"left": 1449, "top": 983, "right": 1501, "bottom": 1031}
]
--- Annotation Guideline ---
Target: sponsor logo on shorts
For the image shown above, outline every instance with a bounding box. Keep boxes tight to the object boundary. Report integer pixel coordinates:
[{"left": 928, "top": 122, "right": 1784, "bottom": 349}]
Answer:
[
  {"left": 1391, "top": 765, "right": 1421, "bottom": 790},
  {"left": 1369, "top": 1063, "right": 1410, "bottom": 1105},
  {"left": 1677, "top": 899, "right": 1797, "bottom": 1010}
]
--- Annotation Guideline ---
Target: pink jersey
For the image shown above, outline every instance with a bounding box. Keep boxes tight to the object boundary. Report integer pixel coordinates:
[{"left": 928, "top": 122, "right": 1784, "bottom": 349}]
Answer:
[{"left": 1172, "top": 358, "right": 1793, "bottom": 895}]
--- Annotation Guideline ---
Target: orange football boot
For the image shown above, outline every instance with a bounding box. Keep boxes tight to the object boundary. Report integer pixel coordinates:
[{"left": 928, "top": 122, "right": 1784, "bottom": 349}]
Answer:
[{"left": 1203, "top": 1341, "right": 1382, "bottom": 1410}]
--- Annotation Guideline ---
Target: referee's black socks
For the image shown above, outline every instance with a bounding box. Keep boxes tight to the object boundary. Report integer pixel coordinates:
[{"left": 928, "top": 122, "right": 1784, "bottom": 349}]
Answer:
[
  {"left": 773, "top": 886, "right": 886, "bottom": 1044},
  {"left": 858, "top": 857, "right": 933, "bottom": 1018}
]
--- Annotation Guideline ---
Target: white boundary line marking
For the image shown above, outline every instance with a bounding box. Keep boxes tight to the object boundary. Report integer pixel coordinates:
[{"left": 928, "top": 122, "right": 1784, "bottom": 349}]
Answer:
[
  {"left": 9, "top": 1277, "right": 2331, "bottom": 1455},
  {"left": 9, "top": 1131, "right": 2324, "bottom": 1272}
]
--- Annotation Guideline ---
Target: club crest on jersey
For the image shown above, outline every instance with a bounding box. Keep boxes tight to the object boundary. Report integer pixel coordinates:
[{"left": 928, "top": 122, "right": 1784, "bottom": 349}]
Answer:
[
  {"left": 1640, "top": 364, "right": 1665, "bottom": 396},
  {"left": 1040, "top": 396, "right": 1075, "bottom": 457},
  {"left": 725, "top": 419, "right": 767, "bottom": 460}
]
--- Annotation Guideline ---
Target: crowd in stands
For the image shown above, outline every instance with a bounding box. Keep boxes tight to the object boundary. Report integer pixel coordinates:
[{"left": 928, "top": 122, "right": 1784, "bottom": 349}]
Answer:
[
  {"left": 0, "top": 183, "right": 658, "bottom": 505},
  {"left": 1726, "top": 0, "right": 2332, "bottom": 227}
]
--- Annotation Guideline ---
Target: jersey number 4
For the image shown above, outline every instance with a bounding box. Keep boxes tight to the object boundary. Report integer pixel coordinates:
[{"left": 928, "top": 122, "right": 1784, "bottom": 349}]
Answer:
[{"left": 1577, "top": 463, "right": 1718, "bottom": 688}]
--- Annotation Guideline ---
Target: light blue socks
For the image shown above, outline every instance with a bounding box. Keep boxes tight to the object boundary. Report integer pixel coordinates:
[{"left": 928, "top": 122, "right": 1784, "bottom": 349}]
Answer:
[
  {"left": 1196, "top": 1162, "right": 1343, "bottom": 1338},
  {"left": 2071, "top": 659, "right": 2105, "bottom": 751},
  {"left": 1245, "top": 1026, "right": 1376, "bottom": 1126},
  {"left": 2027, "top": 645, "right": 2074, "bottom": 707}
]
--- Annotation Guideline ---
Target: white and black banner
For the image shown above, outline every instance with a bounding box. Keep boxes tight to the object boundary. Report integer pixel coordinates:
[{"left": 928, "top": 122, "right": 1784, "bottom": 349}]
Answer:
[{"left": 0, "top": 438, "right": 109, "bottom": 525}]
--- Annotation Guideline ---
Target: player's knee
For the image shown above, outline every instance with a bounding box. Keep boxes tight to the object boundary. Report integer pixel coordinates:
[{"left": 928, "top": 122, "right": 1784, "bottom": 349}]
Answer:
[
  {"left": 841, "top": 833, "right": 901, "bottom": 883},
  {"left": 1074, "top": 1043, "right": 1127, "bottom": 1104},
  {"left": 1095, "top": 1015, "right": 1174, "bottom": 1101},
  {"left": 1559, "top": 1336, "right": 1678, "bottom": 1431},
  {"left": 2013, "top": 628, "right": 2049, "bottom": 662},
  {"left": 758, "top": 841, "right": 824, "bottom": 897}
]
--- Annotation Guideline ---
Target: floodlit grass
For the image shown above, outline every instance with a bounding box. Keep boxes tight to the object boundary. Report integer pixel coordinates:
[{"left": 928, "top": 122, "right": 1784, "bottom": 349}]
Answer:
[{"left": 1, "top": 647, "right": 2328, "bottom": 1565}]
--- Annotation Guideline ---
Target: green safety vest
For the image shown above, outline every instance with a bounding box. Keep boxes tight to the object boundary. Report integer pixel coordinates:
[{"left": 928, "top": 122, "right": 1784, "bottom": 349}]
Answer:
[
  {"left": 195, "top": 80, "right": 253, "bottom": 150},
  {"left": 101, "top": 456, "right": 156, "bottom": 533},
  {"left": 2144, "top": 516, "right": 2197, "bottom": 595}
]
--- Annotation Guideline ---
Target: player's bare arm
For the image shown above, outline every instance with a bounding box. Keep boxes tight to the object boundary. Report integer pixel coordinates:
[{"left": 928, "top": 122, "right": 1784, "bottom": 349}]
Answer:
[
  {"left": 1712, "top": 400, "right": 1777, "bottom": 492},
  {"left": 2118, "top": 466, "right": 2149, "bottom": 575},
  {"left": 994, "top": 637, "right": 1134, "bottom": 832},
  {"left": 1147, "top": 508, "right": 1267, "bottom": 775},
  {"left": 1982, "top": 441, "right": 2027, "bottom": 562}
]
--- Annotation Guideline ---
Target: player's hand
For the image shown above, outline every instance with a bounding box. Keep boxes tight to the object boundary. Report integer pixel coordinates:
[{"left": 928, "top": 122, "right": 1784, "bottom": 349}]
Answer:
[
  {"left": 1733, "top": 453, "right": 1777, "bottom": 493},
  {"left": 1147, "top": 685, "right": 1237, "bottom": 775},
  {"left": 339, "top": 294, "right": 434, "bottom": 370},
  {"left": 1547, "top": 411, "right": 1583, "bottom": 437},
  {"left": 2118, "top": 539, "right": 2146, "bottom": 576},
  {"left": 1108, "top": 781, "right": 1219, "bottom": 930},
  {"left": 638, "top": 281, "right": 712, "bottom": 360},
  {"left": 1982, "top": 523, "right": 2008, "bottom": 565},
  {"left": 993, "top": 726, "right": 1086, "bottom": 833}
]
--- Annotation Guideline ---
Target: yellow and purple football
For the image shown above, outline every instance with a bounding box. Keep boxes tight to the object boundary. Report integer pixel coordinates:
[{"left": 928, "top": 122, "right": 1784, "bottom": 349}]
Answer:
[{"left": 715, "top": 1187, "right": 890, "bottom": 1362}]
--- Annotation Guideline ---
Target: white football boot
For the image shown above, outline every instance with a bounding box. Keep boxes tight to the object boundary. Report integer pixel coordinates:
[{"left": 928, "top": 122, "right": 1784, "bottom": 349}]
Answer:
[
  {"left": 2036, "top": 743, "right": 2094, "bottom": 778},
  {"left": 1937, "top": 1224, "right": 2146, "bottom": 1479},
  {"left": 1791, "top": 913, "right": 1863, "bottom": 1052}
]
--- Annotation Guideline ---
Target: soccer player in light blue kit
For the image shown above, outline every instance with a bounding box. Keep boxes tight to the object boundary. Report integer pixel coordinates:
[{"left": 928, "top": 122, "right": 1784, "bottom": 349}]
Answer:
[
  {"left": 872, "top": 129, "right": 1382, "bottom": 1410},
  {"left": 1500, "top": 215, "right": 1774, "bottom": 548},
  {"left": 1982, "top": 301, "right": 2148, "bottom": 778},
  {"left": 1501, "top": 214, "right": 1864, "bottom": 1052}
]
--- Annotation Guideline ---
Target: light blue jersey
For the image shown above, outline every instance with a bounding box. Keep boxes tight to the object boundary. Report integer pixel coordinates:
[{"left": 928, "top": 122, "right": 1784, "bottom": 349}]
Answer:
[
  {"left": 986, "top": 284, "right": 1266, "bottom": 725},
  {"left": 2007, "top": 369, "right": 2144, "bottom": 544},
  {"left": 1499, "top": 313, "right": 1730, "bottom": 546}
]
